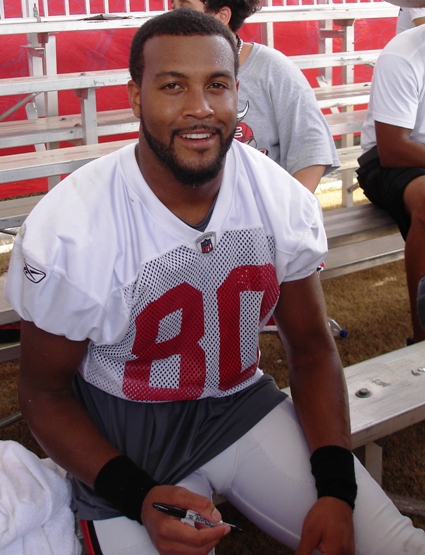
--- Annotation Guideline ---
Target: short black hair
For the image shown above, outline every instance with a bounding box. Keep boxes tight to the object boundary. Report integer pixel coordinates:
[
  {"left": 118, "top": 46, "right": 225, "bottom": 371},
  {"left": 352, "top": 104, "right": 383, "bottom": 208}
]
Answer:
[
  {"left": 202, "top": 0, "right": 261, "bottom": 33},
  {"left": 129, "top": 9, "right": 239, "bottom": 84}
]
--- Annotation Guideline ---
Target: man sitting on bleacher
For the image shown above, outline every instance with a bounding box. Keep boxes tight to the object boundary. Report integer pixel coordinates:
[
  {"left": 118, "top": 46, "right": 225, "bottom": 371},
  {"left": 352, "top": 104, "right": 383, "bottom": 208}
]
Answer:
[
  {"left": 5, "top": 9, "right": 425, "bottom": 555},
  {"left": 356, "top": 24, "right": 425, "bottom": 345}
]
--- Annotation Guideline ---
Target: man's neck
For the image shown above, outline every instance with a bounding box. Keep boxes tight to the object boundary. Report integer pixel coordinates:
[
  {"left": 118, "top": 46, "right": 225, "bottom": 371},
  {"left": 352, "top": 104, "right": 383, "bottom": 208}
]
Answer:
[{"left": 134, "top": 143, "right": 223, "bottom": 226}]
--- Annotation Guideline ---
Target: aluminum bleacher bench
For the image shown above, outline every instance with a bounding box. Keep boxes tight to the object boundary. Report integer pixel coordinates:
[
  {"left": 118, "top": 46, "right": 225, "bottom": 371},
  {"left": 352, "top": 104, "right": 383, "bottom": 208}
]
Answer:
[
  {"left": 0, "top": 110, "right": 139, "bottom": 150},
  {"left": 0, "top": 106, "right": 367, "bottom": 151},
  {"left": 0, "top": 107, "right": 365, "bottom": 153},
  {"left": 321, "top": 204, "right": 404, "bottom": 280},
  {"left": 0, "top": 106, "right": 366, "bottom": 186},
  {"left": 325, "top": 109, "right": 366, "bottom": 137},
  {"left": 290, "top": 50, "right": 380, "bottom": 72},
  {"left": 0, "top": 73, "right": 370, "bottom": 152},
  {"left": 0, "top": 275, "right": 19, "bottom": 363},
  {"left": 314, "top": 82, "right": 370, "bottom": 110},
  {"left": 0, "top": 138, "right": 136, "bottom": 186},
  {"left": 214, "top": 341, "right": 425, "bottom": 515},
  {"left": 0, "top": 196, "right": 44, "bottom": 231},
  {"left": 282, "top": 341, "right": 425, "bottom": 487}
]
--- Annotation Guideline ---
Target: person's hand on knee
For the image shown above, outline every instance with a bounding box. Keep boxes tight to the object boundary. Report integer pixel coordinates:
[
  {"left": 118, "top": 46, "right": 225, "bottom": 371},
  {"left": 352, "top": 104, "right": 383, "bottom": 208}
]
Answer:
[{"left": 296, "top": 497, "right": 355, "bottom": 555}]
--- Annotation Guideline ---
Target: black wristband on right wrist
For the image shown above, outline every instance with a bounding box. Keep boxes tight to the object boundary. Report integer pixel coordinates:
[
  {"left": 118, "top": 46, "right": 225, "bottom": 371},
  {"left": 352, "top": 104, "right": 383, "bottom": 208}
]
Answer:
[
  {"left": 94, "top": 455, "right": 158, "bottom": 524},
  {"left": 310, "top": 445, "right": 357, "bottom": 510}
]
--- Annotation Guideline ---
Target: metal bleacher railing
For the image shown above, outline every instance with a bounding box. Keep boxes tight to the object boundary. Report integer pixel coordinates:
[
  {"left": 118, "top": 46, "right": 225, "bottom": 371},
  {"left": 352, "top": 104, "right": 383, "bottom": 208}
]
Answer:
[{"left": 0, "top": 0, "right": 399, "bottom": 20}]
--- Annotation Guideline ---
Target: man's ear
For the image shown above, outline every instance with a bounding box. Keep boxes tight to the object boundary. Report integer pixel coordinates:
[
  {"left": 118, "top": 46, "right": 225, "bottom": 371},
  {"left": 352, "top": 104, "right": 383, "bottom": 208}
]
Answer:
[
  {"left": 216, "top": 6, "right": 231, "bottom": 26},
  {"left": 127, "top": 80, "right": 141, "bottom": 119}
]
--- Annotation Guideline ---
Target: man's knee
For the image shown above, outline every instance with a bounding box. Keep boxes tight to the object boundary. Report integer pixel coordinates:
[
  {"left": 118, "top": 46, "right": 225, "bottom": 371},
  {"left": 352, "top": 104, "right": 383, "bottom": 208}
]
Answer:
[{"left": 404, "top": 175, "right": 425, "bottom": 219}]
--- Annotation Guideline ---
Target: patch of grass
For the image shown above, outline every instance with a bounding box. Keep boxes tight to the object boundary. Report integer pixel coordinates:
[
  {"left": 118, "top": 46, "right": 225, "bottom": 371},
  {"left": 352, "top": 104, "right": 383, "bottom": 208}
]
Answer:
[{"left": 0, "top": 249, "right": 12, "bottom": 275}]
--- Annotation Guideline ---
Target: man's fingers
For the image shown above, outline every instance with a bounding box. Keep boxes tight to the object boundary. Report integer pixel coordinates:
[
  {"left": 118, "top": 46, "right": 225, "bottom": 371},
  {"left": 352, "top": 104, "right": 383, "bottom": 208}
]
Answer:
[{"left": 155, "top": 519, "right": 229, "bottom": 555}]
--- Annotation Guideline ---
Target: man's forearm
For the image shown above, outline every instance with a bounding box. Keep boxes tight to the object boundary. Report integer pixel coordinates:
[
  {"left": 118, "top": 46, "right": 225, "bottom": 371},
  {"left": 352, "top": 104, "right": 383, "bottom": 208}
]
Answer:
[
  {"left": 287, "top": 346, "right": 351, "bottom": 454},
  {"left": 19, "top": 383, "right": 122, "bottom": 487}
]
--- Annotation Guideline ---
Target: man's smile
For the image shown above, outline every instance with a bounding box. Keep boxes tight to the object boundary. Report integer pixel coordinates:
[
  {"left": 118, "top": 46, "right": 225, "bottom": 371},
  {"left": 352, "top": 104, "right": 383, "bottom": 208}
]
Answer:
[{"left": 180, "top": 132, "right": 214, "bottom": 139}]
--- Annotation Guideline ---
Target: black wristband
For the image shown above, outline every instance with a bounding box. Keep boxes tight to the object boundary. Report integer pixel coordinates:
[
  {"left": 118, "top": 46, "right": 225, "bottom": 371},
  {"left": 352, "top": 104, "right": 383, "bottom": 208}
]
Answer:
[
  {"left": 94, "top": 456, "right": 158, "bottom": 524},
  {"left": 310, "top": 445, "right": 357, "bottom": 510}
]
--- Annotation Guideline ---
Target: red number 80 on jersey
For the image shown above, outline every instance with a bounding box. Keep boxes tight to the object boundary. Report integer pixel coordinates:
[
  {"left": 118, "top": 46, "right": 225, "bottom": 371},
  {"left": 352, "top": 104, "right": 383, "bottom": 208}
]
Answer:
[{"left": 122, "top": 264, "right": 279, "bottom": 402}]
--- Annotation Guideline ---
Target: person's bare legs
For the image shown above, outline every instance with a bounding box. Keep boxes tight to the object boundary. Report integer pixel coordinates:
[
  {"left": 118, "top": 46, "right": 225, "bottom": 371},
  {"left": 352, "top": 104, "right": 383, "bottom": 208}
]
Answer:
[{"left": 403, "top": 175, "right": 425, "bottom": 343}]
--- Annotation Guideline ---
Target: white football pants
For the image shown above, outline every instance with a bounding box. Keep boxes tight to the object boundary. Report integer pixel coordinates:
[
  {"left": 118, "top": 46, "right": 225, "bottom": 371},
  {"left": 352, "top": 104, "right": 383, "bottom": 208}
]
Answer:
[{"left": 87, "top": 398, "right": 425, "bottom": 555}]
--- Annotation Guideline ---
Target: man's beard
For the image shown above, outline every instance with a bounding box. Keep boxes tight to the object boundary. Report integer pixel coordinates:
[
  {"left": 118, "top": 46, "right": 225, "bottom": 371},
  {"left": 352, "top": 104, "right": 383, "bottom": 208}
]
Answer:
[{"left": 141, "top": 116, "right": 235, "bottom": 187}]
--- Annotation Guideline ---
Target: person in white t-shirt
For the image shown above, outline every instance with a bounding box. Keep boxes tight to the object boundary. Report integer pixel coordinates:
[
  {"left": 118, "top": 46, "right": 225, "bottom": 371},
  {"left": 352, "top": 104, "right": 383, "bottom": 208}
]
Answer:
[
  {"left": 357, "top": 25, "right": 425, "bottom": 345},
  {"left": 6, "top": 9, "right": 425, "bottom": 555},
  {"left": 396, "top": 6, "right": 425, "bottom": 33}
]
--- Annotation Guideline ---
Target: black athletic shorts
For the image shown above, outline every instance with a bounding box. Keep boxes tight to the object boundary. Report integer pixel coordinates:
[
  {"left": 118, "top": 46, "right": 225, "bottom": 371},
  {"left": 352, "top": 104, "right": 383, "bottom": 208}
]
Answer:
[{"left": 356, "top": 151, "right": 425, "bottom": 240}]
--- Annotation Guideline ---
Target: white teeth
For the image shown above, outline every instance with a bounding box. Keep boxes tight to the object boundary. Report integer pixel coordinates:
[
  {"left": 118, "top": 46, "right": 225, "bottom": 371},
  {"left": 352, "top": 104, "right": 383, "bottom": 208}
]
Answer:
[{"left": 182, "top": 133, "right": 212, "bottom": 139}]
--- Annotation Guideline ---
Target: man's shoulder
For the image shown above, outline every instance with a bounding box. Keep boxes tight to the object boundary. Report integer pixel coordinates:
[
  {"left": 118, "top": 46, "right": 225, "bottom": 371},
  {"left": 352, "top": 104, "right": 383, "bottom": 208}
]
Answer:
[
  {"left": 247, "top": 42, "right": 300, "bottom": 73},
  {"left": 239, "top": 43, "right": 309, "bottom": 100},
  {"left": 382, "top": 24, "right": 425, "bottom": 60},
  {"left": 25, "top": 143, "right": 136, "bottom": 232},
  {"left": 229, "top": 140, "right": 308, "bottom": 199},
  {"left": 230, "top": 139, "right": 288, "bottom": 174}
]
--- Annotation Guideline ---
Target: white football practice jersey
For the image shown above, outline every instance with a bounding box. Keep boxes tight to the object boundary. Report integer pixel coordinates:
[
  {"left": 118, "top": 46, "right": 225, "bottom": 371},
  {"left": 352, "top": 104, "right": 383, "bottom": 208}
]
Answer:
[{"left": 6, "top": 141, "right": 326, "bottom": 402}]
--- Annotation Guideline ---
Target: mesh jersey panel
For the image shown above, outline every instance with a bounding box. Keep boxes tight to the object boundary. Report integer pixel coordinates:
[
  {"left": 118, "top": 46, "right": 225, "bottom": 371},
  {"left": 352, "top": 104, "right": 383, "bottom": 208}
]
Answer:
[{"left": 82, "top": 229, "right": 279, "bottom": 402}]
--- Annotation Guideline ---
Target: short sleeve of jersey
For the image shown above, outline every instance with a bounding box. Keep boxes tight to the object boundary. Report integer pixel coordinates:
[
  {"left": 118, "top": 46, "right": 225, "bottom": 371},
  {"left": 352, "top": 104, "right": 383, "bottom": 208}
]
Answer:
[
  {"left": 371, "top": 53, "right": 418, "bottom": 130},
  {"left": 6, "top": 242, "right": 127, "bottom": 344},
  {"left": 5, "top": 146, "right": 137, "bottom": 345},
  {"left": 273, "top": 191, "right": 326, "bottom": 283},
  {"left": 232, "top": 141, "right": 327, "bottom": 284}
]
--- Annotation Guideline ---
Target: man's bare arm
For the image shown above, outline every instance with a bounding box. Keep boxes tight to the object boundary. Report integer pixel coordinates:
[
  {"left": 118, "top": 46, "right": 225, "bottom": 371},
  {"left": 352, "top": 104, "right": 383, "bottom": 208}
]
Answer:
[
  {"left": 413, "top": 16, "right": 425, "bottom": 27},
  {"left": 18, "top": 319, "right": 122, "bottom": 487},
  {"left": 273, "top": 273, "right": 350, "bottom": 452},
  {"left": 375, "top": 121, "right": 425, "bottom": 168},
  {"left": 274, "top": 273, "right": 355, "bottom": 555},
  {"left": 293, "top": 165, "right": 326, "bottom": 194}
]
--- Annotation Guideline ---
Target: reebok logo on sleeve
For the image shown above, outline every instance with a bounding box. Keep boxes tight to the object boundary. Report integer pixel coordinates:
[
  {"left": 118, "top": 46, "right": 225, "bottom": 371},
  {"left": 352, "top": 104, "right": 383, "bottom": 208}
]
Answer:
[{"left": 23, "top": 261, "right": 46, "bottom": 283}]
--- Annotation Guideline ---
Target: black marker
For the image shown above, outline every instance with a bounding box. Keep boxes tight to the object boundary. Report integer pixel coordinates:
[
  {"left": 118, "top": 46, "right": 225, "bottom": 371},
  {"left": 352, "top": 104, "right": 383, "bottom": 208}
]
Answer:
[{"left": 152, "top": 502, "right": 243, "bottom": 533}]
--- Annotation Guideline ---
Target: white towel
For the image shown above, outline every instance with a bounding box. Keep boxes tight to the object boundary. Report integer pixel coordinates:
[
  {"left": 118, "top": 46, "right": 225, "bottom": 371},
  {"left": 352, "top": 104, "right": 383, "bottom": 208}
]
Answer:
[{"left": 0, "top": 440, "right": 81, "bottom": 555}]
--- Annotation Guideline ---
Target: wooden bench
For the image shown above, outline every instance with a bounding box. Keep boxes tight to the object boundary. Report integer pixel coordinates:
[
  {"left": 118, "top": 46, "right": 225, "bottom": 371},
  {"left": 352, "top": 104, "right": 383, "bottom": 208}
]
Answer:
[{"left": 282, "top": 341, "right": 425, "bottom": 487}]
